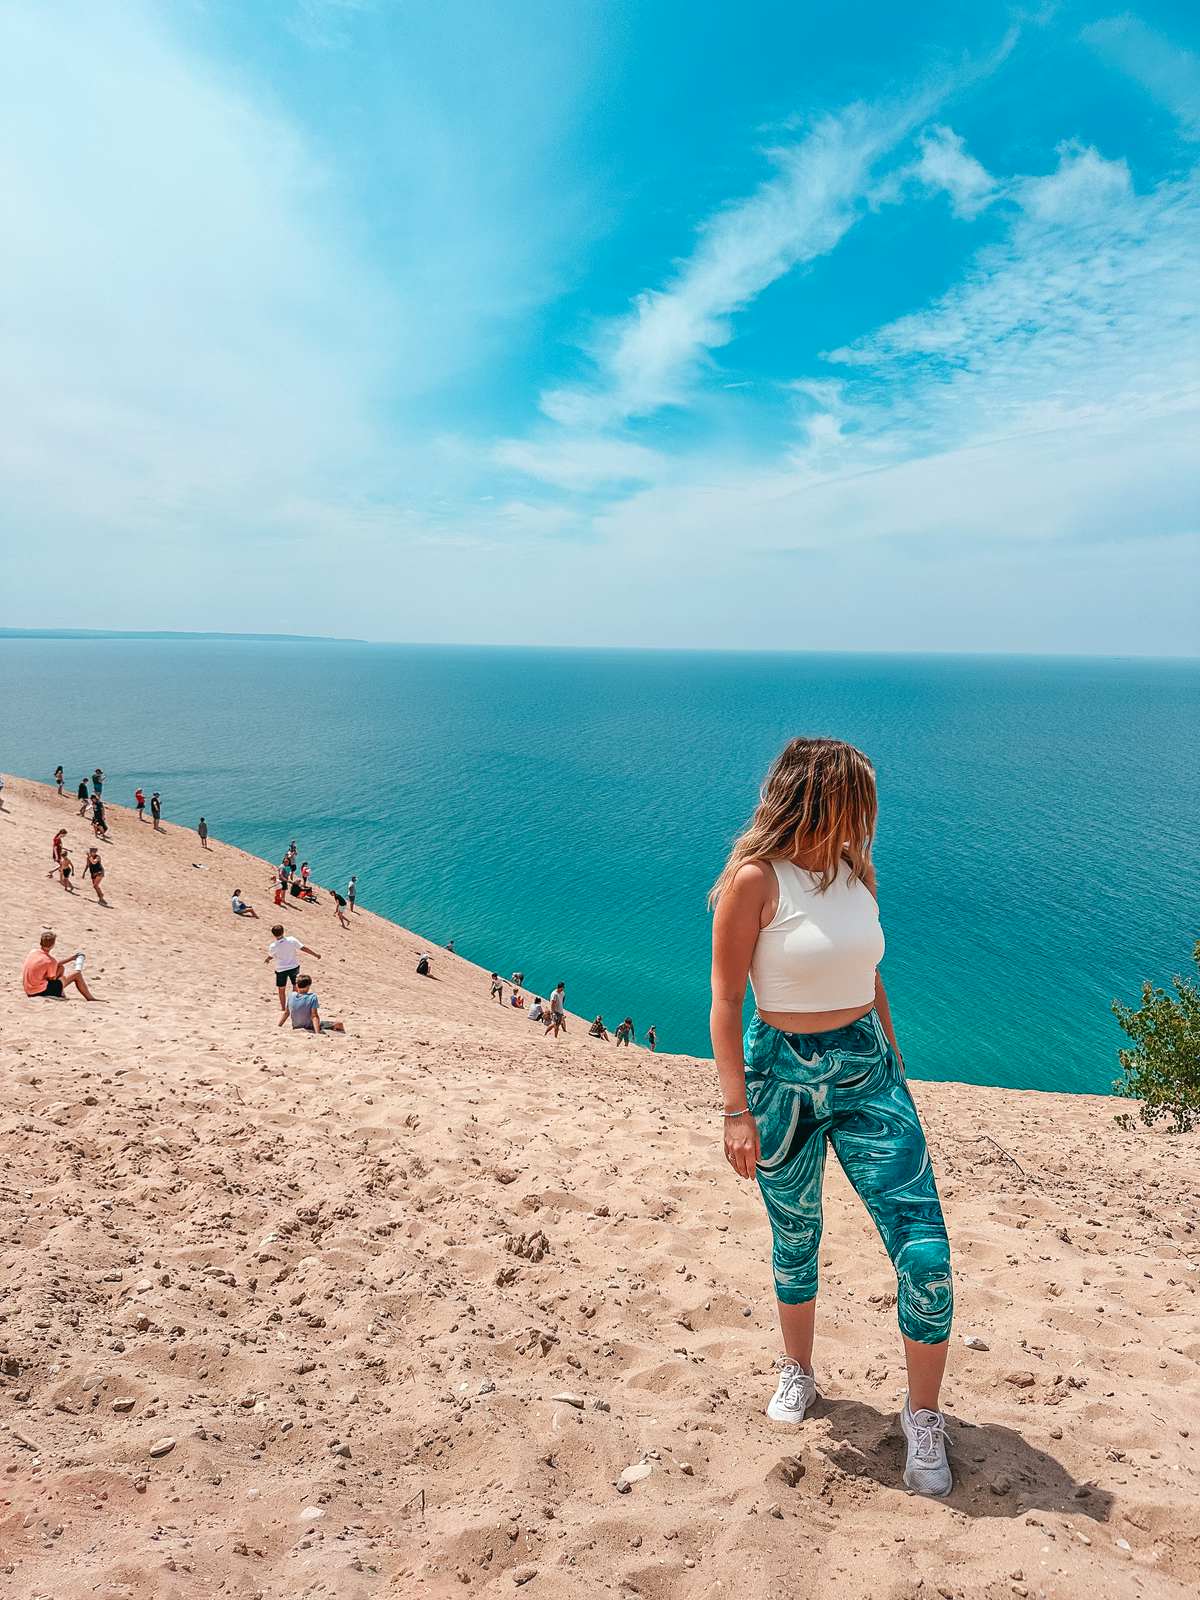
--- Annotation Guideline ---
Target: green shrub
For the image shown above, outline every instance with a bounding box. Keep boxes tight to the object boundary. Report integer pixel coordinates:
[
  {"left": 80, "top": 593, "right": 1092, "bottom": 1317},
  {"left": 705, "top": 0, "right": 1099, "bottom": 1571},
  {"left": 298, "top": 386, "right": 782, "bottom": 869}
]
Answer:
[{"left": 1112, "top": 942, "right": 1200, "bottom": 1132}]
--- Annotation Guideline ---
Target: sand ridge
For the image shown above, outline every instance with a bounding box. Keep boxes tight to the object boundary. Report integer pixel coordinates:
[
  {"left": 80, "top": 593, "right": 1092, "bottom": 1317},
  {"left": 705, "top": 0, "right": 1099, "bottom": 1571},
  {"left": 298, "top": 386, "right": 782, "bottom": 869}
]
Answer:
[{"left": 0, "top": 773, "right": 1197, "bottom": 1599}]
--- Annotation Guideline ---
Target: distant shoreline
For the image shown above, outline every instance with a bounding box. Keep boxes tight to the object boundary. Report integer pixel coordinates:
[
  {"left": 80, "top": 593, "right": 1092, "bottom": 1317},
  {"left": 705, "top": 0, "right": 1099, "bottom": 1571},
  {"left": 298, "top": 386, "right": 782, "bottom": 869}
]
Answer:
[
  {"left": 2, "top": 629, "right": 1195, "bottom": 661},
  {"left": 0, "top": 627, "right": 366, "bottom": 644}
]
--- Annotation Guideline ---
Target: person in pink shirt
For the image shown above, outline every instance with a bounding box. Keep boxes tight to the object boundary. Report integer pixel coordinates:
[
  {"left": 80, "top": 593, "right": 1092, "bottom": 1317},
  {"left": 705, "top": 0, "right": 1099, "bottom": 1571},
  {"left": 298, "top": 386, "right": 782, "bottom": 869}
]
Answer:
[{"left": 22, "top": 931, "right": 98, "bottom": 1000}]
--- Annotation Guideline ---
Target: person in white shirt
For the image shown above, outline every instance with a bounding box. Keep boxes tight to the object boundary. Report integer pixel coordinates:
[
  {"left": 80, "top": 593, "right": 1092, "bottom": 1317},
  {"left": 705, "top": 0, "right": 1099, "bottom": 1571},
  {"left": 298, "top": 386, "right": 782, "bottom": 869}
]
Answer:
[
  {"left": 544, "top": 982, "right": 566, "bottom": 1038},
  {"left": 264, "top": 923, "right": 320, "bottom": 1012}
]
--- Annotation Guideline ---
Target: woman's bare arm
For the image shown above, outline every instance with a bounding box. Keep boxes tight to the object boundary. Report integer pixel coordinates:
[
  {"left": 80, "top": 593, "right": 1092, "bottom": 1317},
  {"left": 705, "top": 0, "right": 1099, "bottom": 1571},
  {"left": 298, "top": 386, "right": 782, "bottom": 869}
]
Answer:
[{"left": 710, "top": 862, "right": 771, "bottom": 1178}]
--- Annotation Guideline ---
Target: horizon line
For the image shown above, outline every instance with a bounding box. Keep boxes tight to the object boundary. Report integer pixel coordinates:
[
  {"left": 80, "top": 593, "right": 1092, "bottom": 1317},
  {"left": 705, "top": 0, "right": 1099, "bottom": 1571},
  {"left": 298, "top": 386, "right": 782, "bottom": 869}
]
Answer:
[{"left": 2, "top": 626, "right": 1196, "bottom": 663}]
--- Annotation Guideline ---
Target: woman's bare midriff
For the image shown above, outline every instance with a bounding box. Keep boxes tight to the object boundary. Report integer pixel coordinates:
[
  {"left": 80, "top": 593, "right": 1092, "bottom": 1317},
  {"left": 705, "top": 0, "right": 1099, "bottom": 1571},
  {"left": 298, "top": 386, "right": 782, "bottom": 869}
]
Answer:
[{"left": 758, "top": 1001, "right": 875, "bottom": 1035}]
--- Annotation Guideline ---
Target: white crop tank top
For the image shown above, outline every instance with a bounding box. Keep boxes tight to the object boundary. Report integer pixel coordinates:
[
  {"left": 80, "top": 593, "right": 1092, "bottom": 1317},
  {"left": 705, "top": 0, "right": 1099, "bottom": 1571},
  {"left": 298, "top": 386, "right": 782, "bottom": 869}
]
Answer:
[{"left": 749, "top": 859, "right": 885, "bottom": 1012}]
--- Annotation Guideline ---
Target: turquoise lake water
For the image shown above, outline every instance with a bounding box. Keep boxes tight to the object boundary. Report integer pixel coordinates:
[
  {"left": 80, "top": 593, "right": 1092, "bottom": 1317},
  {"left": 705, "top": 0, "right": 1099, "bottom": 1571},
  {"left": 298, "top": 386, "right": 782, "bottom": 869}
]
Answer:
[{"left": 2, "top": 640, "right": 1196, "bottom": 1094}]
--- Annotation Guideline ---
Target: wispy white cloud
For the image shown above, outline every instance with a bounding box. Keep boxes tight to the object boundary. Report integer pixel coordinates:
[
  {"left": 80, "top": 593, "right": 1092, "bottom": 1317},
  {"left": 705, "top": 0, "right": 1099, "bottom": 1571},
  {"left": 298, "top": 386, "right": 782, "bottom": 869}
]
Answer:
[
  {"left": 541, "top": 134, "right": 1200, "bottom": 656},
  {"left": 823, "top": 143, "right": 1198, "bottom": 454},
  {"left": 910, "top": 124, "right": 999, "bottom": 218},
  {"left": 540, "top": 96, "right": 937, "bottom": 429},
  {"left": 1084, "top": 14, "right": 1200, "bottom": 138},
  {"left": 493, "top": 435, "right": 665, "bottom": 492}
]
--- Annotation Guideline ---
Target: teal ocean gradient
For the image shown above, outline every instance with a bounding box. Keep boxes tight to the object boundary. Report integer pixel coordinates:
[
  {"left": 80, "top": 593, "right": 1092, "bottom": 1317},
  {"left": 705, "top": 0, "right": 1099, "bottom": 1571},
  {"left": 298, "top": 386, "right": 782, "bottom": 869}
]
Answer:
[{"left": 2, "top": 641, "right": 1196, "bottom": 1094}]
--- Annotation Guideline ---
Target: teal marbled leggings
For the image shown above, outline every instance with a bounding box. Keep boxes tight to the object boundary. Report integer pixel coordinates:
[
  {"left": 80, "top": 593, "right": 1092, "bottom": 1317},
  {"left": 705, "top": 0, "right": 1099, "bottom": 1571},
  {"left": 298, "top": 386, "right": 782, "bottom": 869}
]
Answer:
[{"left": 745, "top": 1008, "right": 952, "bottom": 1344}]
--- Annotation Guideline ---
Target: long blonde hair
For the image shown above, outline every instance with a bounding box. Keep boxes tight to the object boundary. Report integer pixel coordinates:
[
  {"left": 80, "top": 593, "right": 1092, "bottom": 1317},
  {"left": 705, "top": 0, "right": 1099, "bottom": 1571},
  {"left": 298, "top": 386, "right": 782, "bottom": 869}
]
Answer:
[{"left": 709, "top": 737, "right": 877, "bottom": 906}]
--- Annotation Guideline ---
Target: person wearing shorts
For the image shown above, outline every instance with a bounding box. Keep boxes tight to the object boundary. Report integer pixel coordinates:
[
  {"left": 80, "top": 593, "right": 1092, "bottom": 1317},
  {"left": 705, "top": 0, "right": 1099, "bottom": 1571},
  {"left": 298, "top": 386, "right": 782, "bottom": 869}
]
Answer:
[
  {"left": 150, "top": 792, "right": 162, "bottom": 830},
  {"left": 266, "top": 925, "right": 320, "bottom": 1011},
  {"left": 347, "top": 875, "right": 357, "bottom": 912},
  {"left": 135, "top": 788, "right": 146, "bottom": 821},
  {"left": 22, "top": 931, "right": 97, "bottom": 1000}
]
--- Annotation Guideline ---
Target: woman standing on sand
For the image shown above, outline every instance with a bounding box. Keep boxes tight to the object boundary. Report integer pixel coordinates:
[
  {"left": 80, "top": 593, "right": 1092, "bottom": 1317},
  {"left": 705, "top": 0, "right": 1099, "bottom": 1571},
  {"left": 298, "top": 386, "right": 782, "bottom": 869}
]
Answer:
[
  {"left": 82, "top": 846, "right": 107, "bottom": 905},
  {"left": 710, "top": 737, "right": 953, "bottom": 1497}
]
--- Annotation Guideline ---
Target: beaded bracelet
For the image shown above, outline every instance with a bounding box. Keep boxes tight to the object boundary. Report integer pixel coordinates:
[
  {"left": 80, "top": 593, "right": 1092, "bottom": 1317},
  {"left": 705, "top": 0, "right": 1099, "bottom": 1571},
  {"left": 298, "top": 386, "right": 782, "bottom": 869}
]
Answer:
[{"left": 722, "top": 1107, "right": 750, "bottom": 1119}]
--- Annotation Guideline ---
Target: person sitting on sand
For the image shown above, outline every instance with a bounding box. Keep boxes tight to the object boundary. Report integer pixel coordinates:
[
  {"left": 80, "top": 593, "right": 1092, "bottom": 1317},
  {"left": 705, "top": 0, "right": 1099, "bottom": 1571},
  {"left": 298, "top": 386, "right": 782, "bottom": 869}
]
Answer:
[
  {"left": 614, "top": 1017, "right": 634, "bottom": 1047},
  {"left": 231, "top": 889, "right": 260, "bottom": 919},
  {"left": 48, "top": 829, "right": 67, "bottom": 878},
  {"left": 509, "top": 989, "right": 526, "bottom": 1008},
  {"left": 416, "top": 952, "right": 432, "bottom": 977},
  {"left": 527, "top": 996, "right": 545, "bottom": 1022},
  {"left": 279, "top": 973, "right": 345, "bottom": 1033},
  {"left": 331, "top": 889, "right": 350, "bottom": 928},
  {"left": 267, "top": 925, "right": 320, "bottom": 1009},
  {"left": 82, "top": 846, "right": 107, "bottom": 905},
  {"left": 588, "top": 1015, "right": 609, "bottom": 1040},
  {"left": 22, "top": 931, "right": 98, "bottom": 1000},
  {"left": 710, "top": 735, "right": 953, "bottom": 1496},
  {"left": 58, "top": 848, "right": 76, "bottom": 893},
  {"left": 489, "top": 972, "right": 505, "bottom": 1003}
]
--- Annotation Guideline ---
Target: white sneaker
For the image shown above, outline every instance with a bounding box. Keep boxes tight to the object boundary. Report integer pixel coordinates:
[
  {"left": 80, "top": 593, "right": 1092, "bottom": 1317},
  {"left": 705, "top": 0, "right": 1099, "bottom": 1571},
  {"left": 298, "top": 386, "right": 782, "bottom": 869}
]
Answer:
[
  {"left": 766, "top": 1358, "right": 817, "bottom": 1423},
  {"left": 900, "top": 1396, "right": 953, "bottom": 1496}
]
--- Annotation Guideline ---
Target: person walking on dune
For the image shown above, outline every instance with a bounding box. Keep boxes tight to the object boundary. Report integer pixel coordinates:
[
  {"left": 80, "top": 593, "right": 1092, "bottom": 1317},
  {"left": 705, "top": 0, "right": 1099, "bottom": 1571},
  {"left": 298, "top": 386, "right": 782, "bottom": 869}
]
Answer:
[
  {"left": 489, "top": 972, "right": 505, "bottom": 1003},
  {"left": 58, "top": 847, "right": 76, "bottom": 893},
  {"left": 710, "top": 736, "right": 953, "bottom": 1497},
  {"left": 91, "top": 768, "right": 104, "bottom": 798},
  {"left": 198, "top": 817, "right": 210, "bottom": 850},
  {"left": 544, "top": 982, "right": 566, "bottom": 1038},
  {"left": 82, "top": 846, "right": 107, "bottom": 905},
  {"left": 614, "top": 1017, "right": 633, "bottom": 1047},
  {"left": 48, "top": 829, "right": 67, "bottom": 878},
  {"left": 150, "top": 791, "right": 162, "bottom": 831},
  {"left": 22, "top": 931, "right": 97, "bottom": 1001},
  {"left": 266, "top": 924, "right": 320, "bottom": 1010},
  {"left": 77, "top": 778, "right": 90, "bottom": 815},
  {"left": 54, "top": 766, "right": 64, "bottom": 795},
  {"left": 331, "top": 889, "right": 350, "bottom": 929},
  {"left": 91, "top": 797, "right": 109, "bottom": 840}
]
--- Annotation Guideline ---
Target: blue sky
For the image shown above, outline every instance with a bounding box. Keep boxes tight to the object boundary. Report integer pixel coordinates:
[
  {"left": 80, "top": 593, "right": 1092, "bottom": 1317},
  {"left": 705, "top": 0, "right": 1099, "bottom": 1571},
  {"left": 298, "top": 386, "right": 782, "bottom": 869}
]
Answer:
[{"left": 2, "top": 0, "right": 1198, "bottom": 652}]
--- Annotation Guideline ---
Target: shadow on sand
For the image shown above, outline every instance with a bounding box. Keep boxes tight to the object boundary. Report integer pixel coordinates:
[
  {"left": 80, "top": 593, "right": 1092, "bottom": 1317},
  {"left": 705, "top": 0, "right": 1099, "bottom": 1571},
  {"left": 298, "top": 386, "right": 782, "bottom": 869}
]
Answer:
[{"left": 812, "top": 1395, "right": 1114, "bottom": 1522}]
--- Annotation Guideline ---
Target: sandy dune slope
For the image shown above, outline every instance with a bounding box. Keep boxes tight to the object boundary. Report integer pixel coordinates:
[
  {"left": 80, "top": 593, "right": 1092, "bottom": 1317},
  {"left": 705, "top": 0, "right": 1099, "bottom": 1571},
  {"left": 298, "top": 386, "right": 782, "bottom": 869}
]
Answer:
[{"left": 0, "top": 773, "right": 1197, "bottom": 1600}]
